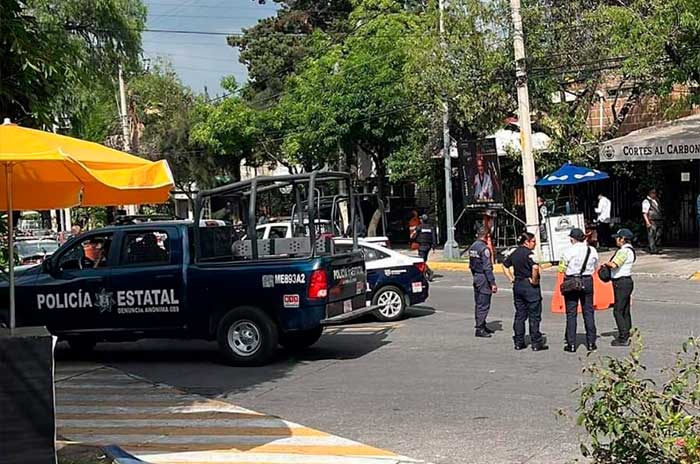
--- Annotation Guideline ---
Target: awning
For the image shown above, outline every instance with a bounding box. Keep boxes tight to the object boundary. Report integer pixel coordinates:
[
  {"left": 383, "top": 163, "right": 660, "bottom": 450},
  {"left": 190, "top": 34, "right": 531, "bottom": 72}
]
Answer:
[{"left": 599, "top": 113, "right": 700, "bottom": 162}]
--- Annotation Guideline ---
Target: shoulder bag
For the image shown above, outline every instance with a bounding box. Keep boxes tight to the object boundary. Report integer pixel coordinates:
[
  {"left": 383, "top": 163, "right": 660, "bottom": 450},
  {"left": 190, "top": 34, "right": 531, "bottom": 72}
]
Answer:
[{"left": 561, "top": 246, "right": 591, "bottom": 295}]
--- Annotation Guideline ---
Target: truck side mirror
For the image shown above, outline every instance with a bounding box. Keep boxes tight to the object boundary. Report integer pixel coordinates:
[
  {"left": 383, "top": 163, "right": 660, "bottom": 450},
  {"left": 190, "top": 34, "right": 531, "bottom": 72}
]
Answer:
[{"left": 42, "top": 258, "right": 55, "bottom": 274}]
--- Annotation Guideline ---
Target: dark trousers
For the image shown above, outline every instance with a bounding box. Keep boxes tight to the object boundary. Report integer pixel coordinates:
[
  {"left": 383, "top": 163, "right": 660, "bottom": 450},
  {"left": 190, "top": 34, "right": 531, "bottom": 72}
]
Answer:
[
  {"left": 474, "top": 291, "right": 492, "bottom": 329},
  {"left": 612, "top": 277, "right": 634, "bottom": 340},
  {"left": 564, "top": 276, "right": 596, "bottom": 346},
  {"left": 419, "top": 247, "right": 430, "bottom": 262},
  {"left": 597, "top": 222, "right": 611, "bottom": 247},
  {"left": 647, "top": 222, "right": 661, "bottom": 253},
  {"left": 513, "top": 282, "right": 543, "bottom": 344}
]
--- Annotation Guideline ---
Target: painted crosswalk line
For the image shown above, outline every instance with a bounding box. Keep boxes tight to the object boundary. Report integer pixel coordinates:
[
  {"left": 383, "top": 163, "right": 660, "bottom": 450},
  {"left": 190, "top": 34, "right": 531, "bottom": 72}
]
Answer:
[{"left": 55, "top": 363, "right": 419, "bottom": 464}]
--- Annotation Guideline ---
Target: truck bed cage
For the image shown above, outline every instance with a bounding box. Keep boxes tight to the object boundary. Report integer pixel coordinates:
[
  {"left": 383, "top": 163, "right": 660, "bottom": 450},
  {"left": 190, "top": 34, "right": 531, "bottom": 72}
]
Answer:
[{"left": 194, "top": 171, "right": 358, "bottom": 262}]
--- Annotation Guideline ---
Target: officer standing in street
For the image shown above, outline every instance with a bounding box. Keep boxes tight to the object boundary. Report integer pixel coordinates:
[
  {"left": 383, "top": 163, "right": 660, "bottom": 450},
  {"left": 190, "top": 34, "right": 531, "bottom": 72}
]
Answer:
[
  {"left": 468, "top": 227, "right": 497, "bottom": 338},
  {"left": 416, "top": 214, "right": 436, "bottom": 263},
  {"left": 558, "top": 228, "right": 599, "bottom": 352},
  {"left": 503, "top": 232, "right": 549, "bottom": 351},
  {"left": 602, "top": 228, "right": 636, "bottom": 346}
]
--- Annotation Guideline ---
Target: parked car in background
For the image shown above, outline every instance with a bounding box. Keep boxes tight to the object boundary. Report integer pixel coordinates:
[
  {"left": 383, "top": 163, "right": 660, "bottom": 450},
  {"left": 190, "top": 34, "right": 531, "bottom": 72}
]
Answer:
[
  {"left": 14, "top": 238, "right": 60, "bottom": 266},
  {"left": 334, "top": 239, "right": 429, "bottom": 322}
]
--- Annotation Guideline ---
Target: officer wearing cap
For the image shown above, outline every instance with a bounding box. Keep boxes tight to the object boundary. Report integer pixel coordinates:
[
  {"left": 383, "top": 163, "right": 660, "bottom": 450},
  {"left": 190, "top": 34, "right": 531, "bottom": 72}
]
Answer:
[
  {"left": 602, "top": 228, "right": 636, "bottom": 346},
  {"left": 467, "top": 227, "right": 497, "bottom": 337},
  {"left": 416, "top": 214, "right": 436, "bottom": 263},
  {"left": 558, "top": 228, "right": 599, "bottom": 352},
  {"left": 503, "top": 232, "right": 548, "bottom": 351}
]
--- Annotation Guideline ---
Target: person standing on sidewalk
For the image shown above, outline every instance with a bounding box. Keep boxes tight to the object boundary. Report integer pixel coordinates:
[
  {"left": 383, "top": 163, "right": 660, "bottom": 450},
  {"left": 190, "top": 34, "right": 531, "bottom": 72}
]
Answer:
[
  {"left": 594, "top": 193, "right": 612, "bottom": 247},
  {"left": 602, "top": 228, "right": 636, "bottom": 346},
  {"left": 642, "top": 189, "right": 663, "bottom": 254},
  {"left": 558, "top": 228, "right": 599, "bottom": 352},
  {"left": 416, "top": 214, "right": 436, "bottom": 263},
  {"left": 503, "top": 232, "right": 548, "bottom": 352},
  {"left": 468, "top": 227, "right": 497, "bottom": 338}
]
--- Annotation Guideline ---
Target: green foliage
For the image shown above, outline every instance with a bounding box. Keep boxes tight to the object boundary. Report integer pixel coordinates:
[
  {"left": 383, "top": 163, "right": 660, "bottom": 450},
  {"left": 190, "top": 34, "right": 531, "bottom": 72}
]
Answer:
[
  {"left": 0, "top": 0, "right": 145, "bottom": 127},
  {"left": 577, "top": 332, "right": 700, "bottom": 463}
]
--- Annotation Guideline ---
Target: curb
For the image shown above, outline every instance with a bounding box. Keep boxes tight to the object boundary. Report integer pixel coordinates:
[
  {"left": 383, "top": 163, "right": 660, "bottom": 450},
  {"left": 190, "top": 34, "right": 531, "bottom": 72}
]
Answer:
[{"left": 690, "top": 271, "right": 700, "bottom": 281}]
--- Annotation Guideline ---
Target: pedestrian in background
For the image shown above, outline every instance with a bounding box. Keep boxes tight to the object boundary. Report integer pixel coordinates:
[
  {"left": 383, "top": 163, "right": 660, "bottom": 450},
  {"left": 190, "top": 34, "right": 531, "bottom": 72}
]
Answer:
[
  {"left": 558, "top": 228, "right": 599, "bottom": 352},
  {"left": 594, "top": 193, "right": 612, "bottom": 248},
  {"left": 416, "top": 214, "right": 436, "bottom": 263},
  {"left": 538, "top": 196, "right": 548, "bottom": 241},
  {"left": 468, "top": 227, "right": 497, "bottom": 338},
  {"left": 408, "top": 210, "right": 421, "bottom": 250},
  {"left": 642, "top": 189, "right": 662, "bottom": 254},
  {"left": 503, "top": 232, "right": 548, "bottom": 351},
  {"left": 602, "top": 228, "right": 636, "bottom": 346}
]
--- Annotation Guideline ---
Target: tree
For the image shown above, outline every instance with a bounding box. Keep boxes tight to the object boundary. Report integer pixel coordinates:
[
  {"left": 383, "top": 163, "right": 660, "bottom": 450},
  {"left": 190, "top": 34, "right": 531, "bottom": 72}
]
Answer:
[
  {"left": 190, "top": 79, "right": 263, "bottom": 183},
  {"left": 0, "top": 0, "right": 146, "bottom": 128}
]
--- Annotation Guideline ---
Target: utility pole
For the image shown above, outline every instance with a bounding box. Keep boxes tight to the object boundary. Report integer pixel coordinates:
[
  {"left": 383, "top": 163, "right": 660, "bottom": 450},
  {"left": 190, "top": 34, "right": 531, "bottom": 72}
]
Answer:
[
  {"left": 118, "top": 65, "right": 131, "bottom": 153},
  {"left": 439, "top": 0, "right": 459, "bottom": 259},
  {"left": 509, "top": 0, "right": 541, "bottom": 257}
]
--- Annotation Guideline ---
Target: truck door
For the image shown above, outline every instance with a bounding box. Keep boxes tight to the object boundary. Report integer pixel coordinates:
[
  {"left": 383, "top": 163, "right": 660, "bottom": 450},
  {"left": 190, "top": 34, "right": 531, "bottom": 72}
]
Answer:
[
  {"left": 34, "top": 232, "right": 114, "bottom": 331},
  {"left": 109, "top": 227, "right": 185, "bottom": 330}
]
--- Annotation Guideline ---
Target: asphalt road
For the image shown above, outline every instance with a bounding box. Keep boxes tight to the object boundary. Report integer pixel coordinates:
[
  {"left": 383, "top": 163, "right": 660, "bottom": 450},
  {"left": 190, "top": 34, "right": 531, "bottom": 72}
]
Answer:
[{"left": 56, "top": 270, "right": 700, "bottom": 464}]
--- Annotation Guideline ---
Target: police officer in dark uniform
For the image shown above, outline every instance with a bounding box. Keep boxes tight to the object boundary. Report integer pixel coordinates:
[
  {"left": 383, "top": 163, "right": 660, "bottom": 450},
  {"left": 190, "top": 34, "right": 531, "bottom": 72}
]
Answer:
[
  {"left": 503, "top": 232, "right": 549, "bottom": 351},
  {"left": 467, "top": 227, "right": 497, "bottom": 337},
  {"left": 416, "top": 214, "right": 436, "bottom": 263}
]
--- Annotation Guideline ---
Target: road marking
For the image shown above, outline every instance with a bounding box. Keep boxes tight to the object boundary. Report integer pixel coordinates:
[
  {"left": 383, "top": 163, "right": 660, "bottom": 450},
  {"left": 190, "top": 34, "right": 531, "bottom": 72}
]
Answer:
[{"left": 55, "top": 363, "right": 419, "bottom": 464}]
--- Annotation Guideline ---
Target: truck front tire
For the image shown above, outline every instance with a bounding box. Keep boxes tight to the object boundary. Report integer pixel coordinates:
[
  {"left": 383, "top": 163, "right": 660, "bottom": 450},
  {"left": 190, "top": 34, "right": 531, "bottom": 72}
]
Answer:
[
  {"left": 217, "top": 307, "right": 278, "bottom": 366},
  {"left": 67, "top": 337, "right": 97, "bottom": 353},
  {"left": 279, "top": 326, "right": 323, "bottom": 351}
]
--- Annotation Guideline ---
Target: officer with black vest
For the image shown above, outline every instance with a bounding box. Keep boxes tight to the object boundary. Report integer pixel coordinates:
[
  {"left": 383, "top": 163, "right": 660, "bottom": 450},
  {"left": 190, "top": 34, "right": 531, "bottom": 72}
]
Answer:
[
  {"left": 467, "top": 227, "right": 497, "bottom": 337},
  {"left": 416, "top": 214, "right": 436, "bottom": 263},
  {"left": 503, "top": 232, "right": 549, "bottom": 351}
]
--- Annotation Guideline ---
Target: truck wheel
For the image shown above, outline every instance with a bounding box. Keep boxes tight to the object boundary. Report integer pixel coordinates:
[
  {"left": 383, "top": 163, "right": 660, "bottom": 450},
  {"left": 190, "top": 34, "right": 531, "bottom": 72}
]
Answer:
[
  {"left": 372, "top": 285, "right": 406, "bottom": 322},
  {"left": 67, "top": 337, "right": 97, "bottom": 353},
  {"left": 217, "top": 307, "right": 278, "bottom": 366},
  {"left": 279, "top": 327, "right": 323, "bottom": 351}
]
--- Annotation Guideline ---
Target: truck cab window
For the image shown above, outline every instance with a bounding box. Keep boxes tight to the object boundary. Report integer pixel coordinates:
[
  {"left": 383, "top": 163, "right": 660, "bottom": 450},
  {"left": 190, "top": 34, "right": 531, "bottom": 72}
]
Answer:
[
  {"left": 57, "top": 234, "right": 113, "bottom": 271},
  {"left": 123, "top": 231, "right": 171, "bottom": 266}
]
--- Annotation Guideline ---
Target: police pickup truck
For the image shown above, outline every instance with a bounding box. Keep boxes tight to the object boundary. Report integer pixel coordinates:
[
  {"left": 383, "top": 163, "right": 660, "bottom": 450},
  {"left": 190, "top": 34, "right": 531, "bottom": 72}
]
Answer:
[{"left": 0, "top": 172, "right": 374, "bottom": 366}]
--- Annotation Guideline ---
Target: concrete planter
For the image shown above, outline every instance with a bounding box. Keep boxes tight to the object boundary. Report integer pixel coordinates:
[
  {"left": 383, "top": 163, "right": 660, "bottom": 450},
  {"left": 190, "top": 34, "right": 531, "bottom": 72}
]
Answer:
[{"left": 0, "top": 326, "right": 57, "bottom": 464}]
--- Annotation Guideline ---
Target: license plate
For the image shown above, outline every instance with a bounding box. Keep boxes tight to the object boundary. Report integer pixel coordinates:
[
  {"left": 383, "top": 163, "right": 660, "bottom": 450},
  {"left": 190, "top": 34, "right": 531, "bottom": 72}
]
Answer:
[
  {"left": 343, "top": 299, "right": 353, "bottom": 313},
  {"left": 412, "top": 282, "right": 423, "bottom": 293}
]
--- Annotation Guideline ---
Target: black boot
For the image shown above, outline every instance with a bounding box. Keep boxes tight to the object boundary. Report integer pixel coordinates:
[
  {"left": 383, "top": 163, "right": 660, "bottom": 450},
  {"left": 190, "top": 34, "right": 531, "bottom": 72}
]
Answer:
[
  {"left": 611, "top": 337, "right": 630, "bottom": 347},
  {"left": 531, "top": 341, "right": 549, "bottom": 351},
  {"left": 564, "top": 344, "right": 577, "bottom": 353},
  {"left": 514, "top": 341, "right": 527, "bottom": 350},
  {"left": 475, "top": 329, "right": 492, "bottom": 338},
  {"left": 586, "top": 343, "right": 598, "bottom": 352},
  {"left": 483, "top": 325, "right": 495, "bottom": 334}
]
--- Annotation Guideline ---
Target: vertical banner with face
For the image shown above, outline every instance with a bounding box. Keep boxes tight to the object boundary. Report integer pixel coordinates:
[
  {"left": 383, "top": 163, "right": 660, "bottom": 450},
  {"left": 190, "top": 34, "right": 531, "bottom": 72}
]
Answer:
[{"left": 459, "top": 138, "right": 504, "bottom": 208}]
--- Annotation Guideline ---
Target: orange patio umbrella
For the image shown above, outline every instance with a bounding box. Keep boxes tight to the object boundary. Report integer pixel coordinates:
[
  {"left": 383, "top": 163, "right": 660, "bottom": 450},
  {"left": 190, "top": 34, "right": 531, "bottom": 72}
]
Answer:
[{"left": 0, "top": 119, "right": 174, "bottom": 330}]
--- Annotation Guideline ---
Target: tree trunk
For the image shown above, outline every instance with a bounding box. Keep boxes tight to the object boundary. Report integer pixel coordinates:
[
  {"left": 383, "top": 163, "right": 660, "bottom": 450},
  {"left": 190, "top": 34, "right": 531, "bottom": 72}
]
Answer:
[{"left": 604, "top": 86, "right": 642, "bottom": 140}]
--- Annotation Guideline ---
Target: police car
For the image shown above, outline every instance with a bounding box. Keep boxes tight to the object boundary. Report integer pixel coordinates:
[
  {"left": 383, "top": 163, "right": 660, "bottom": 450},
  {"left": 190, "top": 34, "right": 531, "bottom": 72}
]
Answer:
[{"left": 334, "top": 239, "right": 429, "bottom": 322}]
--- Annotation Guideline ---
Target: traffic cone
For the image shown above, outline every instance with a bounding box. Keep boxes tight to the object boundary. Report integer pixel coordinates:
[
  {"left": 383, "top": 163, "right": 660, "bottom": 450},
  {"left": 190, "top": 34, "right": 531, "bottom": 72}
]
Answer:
[{"left": 551, "top": 269, "right": 614, "bottom": 313}]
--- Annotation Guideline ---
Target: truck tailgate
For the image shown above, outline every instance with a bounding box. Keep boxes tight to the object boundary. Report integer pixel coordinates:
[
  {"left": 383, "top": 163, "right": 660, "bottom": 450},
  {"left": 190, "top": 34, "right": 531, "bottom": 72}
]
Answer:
[{"left": 324, "top": 251, "right": 368, "bottom": 320}]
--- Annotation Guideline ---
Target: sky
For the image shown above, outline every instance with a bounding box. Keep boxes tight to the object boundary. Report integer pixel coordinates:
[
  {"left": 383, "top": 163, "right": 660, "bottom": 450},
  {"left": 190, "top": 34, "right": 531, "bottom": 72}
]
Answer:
[{"left": 142, "top": 0, "right": 279, "bottom": 97}]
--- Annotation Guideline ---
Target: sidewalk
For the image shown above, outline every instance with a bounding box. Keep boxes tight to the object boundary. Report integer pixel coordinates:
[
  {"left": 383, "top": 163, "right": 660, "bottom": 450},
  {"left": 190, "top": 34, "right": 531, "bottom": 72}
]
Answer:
[
  {"left": 55, "top": 362, "right": 420, "bottom": 464},
  {"left": 398, "top": 245, "right": 700, "bottom": 280}
]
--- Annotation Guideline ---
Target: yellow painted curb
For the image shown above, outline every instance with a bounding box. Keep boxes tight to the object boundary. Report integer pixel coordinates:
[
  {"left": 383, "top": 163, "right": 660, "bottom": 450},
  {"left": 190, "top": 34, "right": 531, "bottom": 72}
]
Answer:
[
  {"left": 429, "top": 261, "right": 552, "bottom": 273},
  {"left": 690, "top": 271, "right": 700, "bottom": 281}
]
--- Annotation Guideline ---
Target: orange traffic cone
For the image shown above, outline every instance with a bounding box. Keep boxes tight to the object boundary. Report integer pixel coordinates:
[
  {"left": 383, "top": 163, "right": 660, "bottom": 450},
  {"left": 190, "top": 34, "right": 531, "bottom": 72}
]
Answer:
[{"left": 550, "top": 270, "right": 614, "bottom": 313}]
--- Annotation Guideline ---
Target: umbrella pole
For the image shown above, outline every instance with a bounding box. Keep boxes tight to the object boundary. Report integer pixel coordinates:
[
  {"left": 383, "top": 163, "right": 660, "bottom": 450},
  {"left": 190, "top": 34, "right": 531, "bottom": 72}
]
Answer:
[{"left": 5, "top": 163, "right": 15, "bottom": 332}]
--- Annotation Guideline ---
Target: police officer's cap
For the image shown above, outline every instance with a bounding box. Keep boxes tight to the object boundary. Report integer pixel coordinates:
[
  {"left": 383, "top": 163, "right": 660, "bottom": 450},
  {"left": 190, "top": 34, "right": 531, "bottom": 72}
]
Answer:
[
  {"left": 421, "top": 214, "right": 428, "bottom": 222},
  {"left": 569, "top": 228, "right": 585, "bottom": 241},
  {"left": 613, "top": 228, "right": 634, "bottom": 240}
]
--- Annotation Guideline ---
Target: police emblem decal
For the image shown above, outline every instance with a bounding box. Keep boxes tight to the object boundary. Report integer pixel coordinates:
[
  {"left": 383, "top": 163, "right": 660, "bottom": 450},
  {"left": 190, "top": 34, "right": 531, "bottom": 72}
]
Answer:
[
  {"left": 602, "top": 145, "right": 615, "bottom": 160},
  {"left": 262, "top": 275, "right": 275, "bottom": 288},
  {"left": 94, "top": 288, "right": 115, "bottom": 314}
]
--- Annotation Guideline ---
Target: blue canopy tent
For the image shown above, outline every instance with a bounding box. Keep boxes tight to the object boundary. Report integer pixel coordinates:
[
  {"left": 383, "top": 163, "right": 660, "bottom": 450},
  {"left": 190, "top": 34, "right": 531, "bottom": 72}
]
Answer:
[
  {"left": 536, "top": 163, "right": 610, "bottom": 250},
  {"left": 536, "top": 162, "right": 609, "bottom": 186}
]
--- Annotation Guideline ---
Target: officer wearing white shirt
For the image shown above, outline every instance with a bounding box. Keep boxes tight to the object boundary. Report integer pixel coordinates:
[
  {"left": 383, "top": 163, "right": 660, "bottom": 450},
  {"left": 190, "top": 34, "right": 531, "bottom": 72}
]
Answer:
[
  {"left": 595, "top": 194, "right": 612, "bottom": 247},
  {"left": 602, "top": 228, "right": 636, "bottom": 346},
  {"left": 558, "top": 228, "right": 599, "bottom": 353}
]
